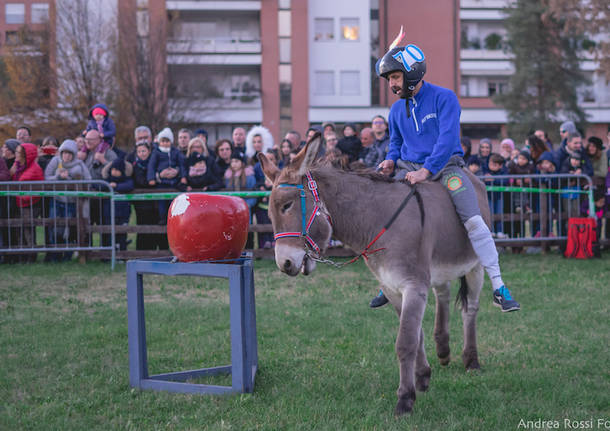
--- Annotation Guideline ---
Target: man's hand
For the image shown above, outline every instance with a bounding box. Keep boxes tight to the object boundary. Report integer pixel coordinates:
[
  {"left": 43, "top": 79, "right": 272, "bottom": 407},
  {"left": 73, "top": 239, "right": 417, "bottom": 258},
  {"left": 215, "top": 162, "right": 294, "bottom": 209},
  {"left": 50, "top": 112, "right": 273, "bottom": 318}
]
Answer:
[
  {"left": 94, "top": 152, "right": 106, "bottom": 164},
  {"left": 405, "top": 167, "right": 430, "bottom": 184},
  {"left": 378, "top": 160, "right": 395, "bottom": 176}
]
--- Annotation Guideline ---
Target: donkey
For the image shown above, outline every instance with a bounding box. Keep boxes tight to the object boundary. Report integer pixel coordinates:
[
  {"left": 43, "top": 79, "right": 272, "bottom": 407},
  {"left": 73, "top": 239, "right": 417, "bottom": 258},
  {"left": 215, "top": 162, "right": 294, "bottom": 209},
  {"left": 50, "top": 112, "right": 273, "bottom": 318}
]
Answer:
[{"left": 258, "top": 135, "right": 489, "bottom": 416}]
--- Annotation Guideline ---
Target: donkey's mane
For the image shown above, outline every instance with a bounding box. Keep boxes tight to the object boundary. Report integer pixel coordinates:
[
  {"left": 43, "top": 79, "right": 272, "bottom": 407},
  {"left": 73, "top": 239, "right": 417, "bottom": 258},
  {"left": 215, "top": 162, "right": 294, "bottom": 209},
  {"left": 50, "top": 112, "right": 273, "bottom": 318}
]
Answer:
[{"left": 310, "top": 159, "right": 397, "bottom": 184}]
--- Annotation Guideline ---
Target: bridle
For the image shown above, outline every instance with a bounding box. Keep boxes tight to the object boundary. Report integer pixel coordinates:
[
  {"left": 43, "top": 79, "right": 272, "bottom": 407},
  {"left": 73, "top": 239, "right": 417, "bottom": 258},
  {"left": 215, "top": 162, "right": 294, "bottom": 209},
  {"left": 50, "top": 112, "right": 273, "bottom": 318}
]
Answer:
[{"left": 274, "top": 171, "right": 331, "bottom": 256}]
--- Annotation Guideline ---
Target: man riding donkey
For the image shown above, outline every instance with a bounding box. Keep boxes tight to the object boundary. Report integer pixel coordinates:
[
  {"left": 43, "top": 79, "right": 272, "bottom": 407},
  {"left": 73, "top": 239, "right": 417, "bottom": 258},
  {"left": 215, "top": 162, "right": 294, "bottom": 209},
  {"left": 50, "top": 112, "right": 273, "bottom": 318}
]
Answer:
[{"left": 371, "top": 29, "right": 520, "bottom": 312}]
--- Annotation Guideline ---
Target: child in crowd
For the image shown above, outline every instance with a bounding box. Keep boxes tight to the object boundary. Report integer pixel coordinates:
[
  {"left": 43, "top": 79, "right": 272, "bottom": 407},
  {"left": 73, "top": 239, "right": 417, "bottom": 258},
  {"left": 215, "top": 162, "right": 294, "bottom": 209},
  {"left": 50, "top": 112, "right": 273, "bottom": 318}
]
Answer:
[
  {"left": 147, "top": 127, "right": 187, "bottom": 224},
  {"left": 484, "top": 153, "right": 508, "bottom": 237},
  {"left": 224, "top": 150, "right": 257, "bottom": 211},
  {"left": 102, "top": 158, "right": 134, "bottom": 250},
  {"left": 467, "top": 158, "right": 482, "bottom": 176},
  {"left": 186, "top": 151, "right": 221, "bottom": 191},
  {"left": 82, "top": 104, "right": 116, "bottom": 159},
  {"left": 509, "top": 151, "right": 535, "bottom": 213},
  {"left": 254, "top": 149, "right": 278, "bottom": 249},
  {"left": 278, "top": 139, "right": 293, "bottom": 169}
]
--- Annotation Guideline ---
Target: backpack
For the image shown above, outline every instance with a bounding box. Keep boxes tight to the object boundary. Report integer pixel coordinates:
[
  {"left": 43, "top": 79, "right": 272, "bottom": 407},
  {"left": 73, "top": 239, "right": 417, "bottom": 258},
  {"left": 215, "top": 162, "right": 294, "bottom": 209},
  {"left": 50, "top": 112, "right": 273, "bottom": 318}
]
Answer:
[{"left": 564, "top": 217, "right": 597, "bottom": 259}]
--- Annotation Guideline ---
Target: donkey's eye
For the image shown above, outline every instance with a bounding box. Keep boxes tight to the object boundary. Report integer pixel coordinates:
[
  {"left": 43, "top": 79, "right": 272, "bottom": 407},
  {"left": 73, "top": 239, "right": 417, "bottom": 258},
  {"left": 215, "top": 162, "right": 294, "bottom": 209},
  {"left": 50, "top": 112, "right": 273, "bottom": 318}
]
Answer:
[{"left": 281, "top": 201, "right": 293, "bottom": 213}]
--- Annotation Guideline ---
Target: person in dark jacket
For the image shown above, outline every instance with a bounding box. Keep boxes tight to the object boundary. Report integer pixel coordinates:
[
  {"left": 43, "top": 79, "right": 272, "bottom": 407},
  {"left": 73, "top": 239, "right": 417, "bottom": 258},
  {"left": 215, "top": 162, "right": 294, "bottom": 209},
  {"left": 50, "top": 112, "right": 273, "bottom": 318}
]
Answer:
[
  {"left": 338, "top": 122, "right": 362, "bottom": 163},
  {"left": 103, "top": 158, "right": 134, "bottom": 251},
  {"left": 553, "top": 131, "right": 593, "bottom": 177},
  {"left": 147, "top": 127, "right": 186, "bottom": 225},
  {"left": 2, "top": 139, "right": 19, "bottom": 171},
  {"left": 38, "top": 136, "right": 59, "bottom": 172},
  {"left": 467, "top": 138, "right": 492, "bottom": 174},
  {"left": 482, "top": 153, "right": 508, "bottom": 238},
  {"left": 212, "top": 139, "right": 233, "bottom": 180},
  {"left": 186, "top": 152, "right": 222, "bottom": 191},
  {"left": 131, "top": 141, "right": 161, "bottom": 250}
]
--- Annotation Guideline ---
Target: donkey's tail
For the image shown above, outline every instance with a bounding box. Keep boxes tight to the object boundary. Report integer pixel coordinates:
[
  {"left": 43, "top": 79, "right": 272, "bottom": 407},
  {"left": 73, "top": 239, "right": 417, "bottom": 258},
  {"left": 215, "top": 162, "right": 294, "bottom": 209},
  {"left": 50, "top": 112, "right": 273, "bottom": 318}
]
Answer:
[{"left": 455, "top": 276, "right": 468, "bottom": 311}]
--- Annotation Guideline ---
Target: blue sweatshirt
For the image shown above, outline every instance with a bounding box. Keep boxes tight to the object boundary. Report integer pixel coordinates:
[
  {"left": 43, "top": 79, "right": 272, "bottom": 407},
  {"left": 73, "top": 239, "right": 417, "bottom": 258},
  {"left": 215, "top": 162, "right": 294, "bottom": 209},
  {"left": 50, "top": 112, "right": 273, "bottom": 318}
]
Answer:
[{"left": 386, "top": 81, "right": 463, "bottom": 175}]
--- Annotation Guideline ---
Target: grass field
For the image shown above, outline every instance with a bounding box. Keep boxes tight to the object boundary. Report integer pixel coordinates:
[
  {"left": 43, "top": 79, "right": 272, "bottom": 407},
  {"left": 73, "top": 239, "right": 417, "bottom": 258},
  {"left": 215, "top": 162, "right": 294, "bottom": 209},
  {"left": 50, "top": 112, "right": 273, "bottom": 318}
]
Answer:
[{"left": 1, "top": 253, "right": 609, "bottom": 430}]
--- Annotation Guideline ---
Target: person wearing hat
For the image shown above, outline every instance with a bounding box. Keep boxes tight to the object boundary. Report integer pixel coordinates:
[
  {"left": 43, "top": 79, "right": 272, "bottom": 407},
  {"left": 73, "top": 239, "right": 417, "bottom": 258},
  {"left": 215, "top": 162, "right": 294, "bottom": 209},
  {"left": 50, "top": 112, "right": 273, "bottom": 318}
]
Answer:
[
  {"left": 558, "top": 121, "right": 577, "bottom": 147},
  {"left": 186, "top": 150, "right": 222, "bottom": 192},
  {"left": 84, "top": 103, "right": 116, "bottom": 154},
  {"left": 509, "top": 150, "right": 535, "bottom": 214},
  {"left": 374, "top": 32, "right": 520, "bottom": 312},
  {"left": 2, "top": 138, "right": 20, "bottom": 171},
  {"left": 586, "top": 136, "right": 608, "bottom": 187}
]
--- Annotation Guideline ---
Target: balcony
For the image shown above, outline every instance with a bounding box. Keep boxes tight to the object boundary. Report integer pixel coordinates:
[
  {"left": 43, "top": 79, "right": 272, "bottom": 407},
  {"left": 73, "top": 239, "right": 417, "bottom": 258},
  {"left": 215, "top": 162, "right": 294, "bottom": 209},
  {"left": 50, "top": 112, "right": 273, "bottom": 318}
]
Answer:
[
  {"left": 166, "top": 1, "right": 261, "bottom": 11},
  {"left": 167, "top": 37, "right": 261, "bottom": 54}
]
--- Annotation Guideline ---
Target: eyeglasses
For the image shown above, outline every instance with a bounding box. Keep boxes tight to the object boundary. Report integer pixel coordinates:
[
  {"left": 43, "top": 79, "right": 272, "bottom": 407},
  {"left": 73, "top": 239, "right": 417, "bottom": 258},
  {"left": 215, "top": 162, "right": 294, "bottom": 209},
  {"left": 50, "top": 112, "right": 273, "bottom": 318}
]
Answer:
[{"left": 327, "top": 138, "right": 338, "bottom": 142}]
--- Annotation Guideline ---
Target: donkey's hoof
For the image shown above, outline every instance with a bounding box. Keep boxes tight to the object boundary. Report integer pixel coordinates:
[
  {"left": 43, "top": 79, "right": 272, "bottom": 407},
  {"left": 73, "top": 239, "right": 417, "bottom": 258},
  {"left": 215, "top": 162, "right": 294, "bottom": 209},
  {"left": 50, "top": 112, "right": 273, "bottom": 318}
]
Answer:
[
  {"left": 464, "top": 358, "right": 480, "bottom": 371},
  {"left": 415, "top": 368, "right": 431, "bottom": 392},
  {"left": 394, "top": 392, "right": 415, "bottom": 417},
  {"left": 438, "top": 354, "right": 451, "bottom": 366}
]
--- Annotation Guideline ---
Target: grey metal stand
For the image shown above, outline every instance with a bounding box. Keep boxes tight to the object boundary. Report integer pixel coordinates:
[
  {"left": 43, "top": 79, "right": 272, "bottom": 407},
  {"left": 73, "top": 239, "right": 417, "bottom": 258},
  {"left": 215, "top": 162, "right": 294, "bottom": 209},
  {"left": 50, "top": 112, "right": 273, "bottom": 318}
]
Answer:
[{"left": 126, "top": 255, "right": 258, "bottom": 395}]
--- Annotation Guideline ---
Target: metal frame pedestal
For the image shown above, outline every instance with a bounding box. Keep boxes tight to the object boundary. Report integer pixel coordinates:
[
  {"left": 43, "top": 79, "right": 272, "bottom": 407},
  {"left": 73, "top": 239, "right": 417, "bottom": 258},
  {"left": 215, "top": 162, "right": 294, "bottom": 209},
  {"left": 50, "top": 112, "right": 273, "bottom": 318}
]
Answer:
[{"left": 126, "top": 255, "right": 257, "bottom": 395}]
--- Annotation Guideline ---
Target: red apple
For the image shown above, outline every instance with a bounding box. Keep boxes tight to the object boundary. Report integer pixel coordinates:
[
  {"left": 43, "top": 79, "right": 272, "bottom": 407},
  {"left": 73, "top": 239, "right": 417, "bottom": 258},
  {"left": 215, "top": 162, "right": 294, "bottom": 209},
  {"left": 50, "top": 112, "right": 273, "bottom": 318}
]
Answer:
[{"left": 167, "top": 193, "right": 250, "bottom": 262}]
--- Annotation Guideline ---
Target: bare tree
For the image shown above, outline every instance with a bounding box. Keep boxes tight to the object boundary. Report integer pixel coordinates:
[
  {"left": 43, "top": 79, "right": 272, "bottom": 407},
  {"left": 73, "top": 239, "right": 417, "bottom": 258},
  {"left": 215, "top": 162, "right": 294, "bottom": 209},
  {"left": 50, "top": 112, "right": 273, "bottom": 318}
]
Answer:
[{"left": 54, "top": 0, "right": 117, "bottom": 123}]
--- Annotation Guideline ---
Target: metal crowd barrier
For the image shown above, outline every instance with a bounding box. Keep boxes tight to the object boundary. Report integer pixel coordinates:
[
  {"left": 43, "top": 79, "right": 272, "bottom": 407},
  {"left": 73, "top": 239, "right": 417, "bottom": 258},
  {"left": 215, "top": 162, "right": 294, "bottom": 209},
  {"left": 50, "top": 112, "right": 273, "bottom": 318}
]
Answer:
[
  {"left": 0, "top": 180, "right": 116, "bottom": 268},
  {"left": 480, "top": 173, "right": 595, "bottom": 248},
  {"left": 0, "top": 174, "right": 600, "bottom": 267}
]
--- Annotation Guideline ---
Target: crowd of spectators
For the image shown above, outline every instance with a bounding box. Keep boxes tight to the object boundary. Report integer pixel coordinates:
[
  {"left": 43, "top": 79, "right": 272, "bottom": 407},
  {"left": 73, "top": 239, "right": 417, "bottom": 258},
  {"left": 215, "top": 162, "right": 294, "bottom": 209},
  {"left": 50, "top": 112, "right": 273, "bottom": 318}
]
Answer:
[{"left": 1, "top": 109, "right": 609, "bottom": 261}]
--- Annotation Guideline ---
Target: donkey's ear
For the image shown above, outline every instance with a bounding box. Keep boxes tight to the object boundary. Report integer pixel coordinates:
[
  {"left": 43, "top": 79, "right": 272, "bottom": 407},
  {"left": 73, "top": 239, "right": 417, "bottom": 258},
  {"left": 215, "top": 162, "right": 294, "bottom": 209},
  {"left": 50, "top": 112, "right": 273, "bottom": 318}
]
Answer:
[
  {"left": 292, "top": 132, "right": 322, "bottom": 176},
  {"left": 258, "top": 152, "right": 280, "bottom": 183}
]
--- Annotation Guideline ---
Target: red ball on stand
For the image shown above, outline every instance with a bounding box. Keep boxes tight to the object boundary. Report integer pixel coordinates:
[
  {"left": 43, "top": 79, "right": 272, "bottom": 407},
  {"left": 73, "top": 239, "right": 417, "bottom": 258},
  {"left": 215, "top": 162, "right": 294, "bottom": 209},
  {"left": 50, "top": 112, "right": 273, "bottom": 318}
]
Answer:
[{"left": 167, "top": 193, "right": 250, "bottom": 262}]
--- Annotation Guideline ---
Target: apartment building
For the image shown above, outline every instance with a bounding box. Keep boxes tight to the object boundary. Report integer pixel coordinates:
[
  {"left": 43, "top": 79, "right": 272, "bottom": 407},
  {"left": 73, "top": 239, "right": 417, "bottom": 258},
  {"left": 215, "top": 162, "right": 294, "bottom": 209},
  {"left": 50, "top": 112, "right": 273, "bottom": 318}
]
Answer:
[{"left": 3, "top": 0, "right": 608, "bottom": 143}]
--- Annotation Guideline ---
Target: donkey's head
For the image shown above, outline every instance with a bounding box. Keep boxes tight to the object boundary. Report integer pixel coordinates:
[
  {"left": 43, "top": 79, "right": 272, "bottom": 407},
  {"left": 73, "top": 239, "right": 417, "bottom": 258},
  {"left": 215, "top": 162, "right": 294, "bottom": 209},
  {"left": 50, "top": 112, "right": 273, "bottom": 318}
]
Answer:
[{"left": 258, "top": 134, "right": 332, "bottom": 276}]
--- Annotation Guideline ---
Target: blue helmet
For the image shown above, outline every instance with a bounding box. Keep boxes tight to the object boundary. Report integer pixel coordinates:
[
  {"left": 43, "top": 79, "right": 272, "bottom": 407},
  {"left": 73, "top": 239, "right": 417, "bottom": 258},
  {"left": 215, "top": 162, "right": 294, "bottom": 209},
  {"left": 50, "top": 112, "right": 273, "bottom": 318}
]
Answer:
[{"left": 376, "top": 44, "right": 426, "bottom": 97}]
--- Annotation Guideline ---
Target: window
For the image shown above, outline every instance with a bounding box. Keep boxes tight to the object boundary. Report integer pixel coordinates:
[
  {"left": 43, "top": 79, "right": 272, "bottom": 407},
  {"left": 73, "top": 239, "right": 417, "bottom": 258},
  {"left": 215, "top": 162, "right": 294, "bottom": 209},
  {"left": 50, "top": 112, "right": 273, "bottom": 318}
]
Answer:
[
  {"left": 340, "top": 18, "right": 359, "bottom": 41},
  {"left": 488, "top": 81, "right": 507, "bottom": 97},
  {"left": 6, "top": 4, "right": 25, "bottom": 24},
  {"left": 314, "top": 18, "right": 333, "bottom": 42},
  {"left": 278, "top": 10, "right": 291, "bottom": 37},
  {"left": 314, "top": 71, "right": 334, "bottom": 95},
  {"left": 279, "top": 38, "right": 291, "bottom": 63},
  {"left": 278, "top": 0, "right": 291, "bottom": 9},
  {"left": 340, "top": 71, "right": 360, "bottom": 95},
  {"left": 31, "top": 3, "right": 49, "bottom": 24}
]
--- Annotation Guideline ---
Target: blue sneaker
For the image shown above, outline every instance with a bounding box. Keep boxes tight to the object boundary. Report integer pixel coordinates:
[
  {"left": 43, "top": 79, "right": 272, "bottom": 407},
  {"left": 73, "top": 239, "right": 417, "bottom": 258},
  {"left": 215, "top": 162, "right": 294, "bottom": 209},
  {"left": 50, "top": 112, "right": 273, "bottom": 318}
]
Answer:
[
  {"left": 369, "top": 292, "right": 389, "bottom": 308},
  {"left": 493, "top": 286, "right": 520, "bottom": 312}
]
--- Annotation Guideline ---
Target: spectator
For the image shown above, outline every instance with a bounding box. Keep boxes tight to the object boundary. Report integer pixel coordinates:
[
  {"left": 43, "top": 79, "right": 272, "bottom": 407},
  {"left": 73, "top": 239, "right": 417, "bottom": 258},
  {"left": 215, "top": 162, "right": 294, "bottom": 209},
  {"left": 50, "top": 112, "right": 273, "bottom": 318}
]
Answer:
[
  {"left": 586, "top": 136, "right": 607, "bottom": 188},
  {"left": 225, "top": 149, "right": 257, "bottom": 249},
  {"left": 38, "top": 136, "right": 59, "bottom": 171},
  {"left": 232, "top": 127, "right": 247, "bottom": 151},
  {"left": 534, "top": 151, "right": 559, "bottom": 239},
  {"left": 83, "top": 130, "right": 118, "bottom": 180},
  {"left": 245, "top": 125, "right": 274, "bottom": 165},
  {"left": 468, "top": 138, "right": 492, "bottom": 174},
  {"left": 278, "top": 139, "right": 293, "bottom": 169},
  {"left": 371, "top": 114, "right": 391, "bottom": 161},
  {"left": 284, "top": 130, "right": 301, "bottom": 150},
  {"left": 509, "top": 151, "right": 535, "bottom": 214},
  {"left": 44, "top": 139, "right": 91, "bottom": 261},
  {"left": 467, "top": 158, "right": 482, "bottom": 176},
  {"left": 559, "top": 152, "right": 585, "bottom": 235},
  {"left": 84, "top": 103, "right": 116, "bottom": 152},
  {"left": 322, "top": 122, "right": 336, "bottom": 139},
  {"left": 526, "top": 134, "right": 550, "bottom": 164},
  {"left": 580, "top": 187, "right": 606, "bottom": 250},
  {"left": 338, "top": 122, "right": 362, "bottom": 163},
  {"left": 535, "top": 129, "right": 553, "bottom": 150},
  {"left": 2, "top": 139, "right": 20, "bottom": 170},
  {"left": 553, "top": 131, "right": 593, "bottom": 177},
  {"left": 75, "top": 135, "right": 86, "bottom": 153},
  {"left": 131, "top": 141, "right": 161, "bottom": 250},
  {"left": 460, "top": 136, "right": 472, "bottom": 162},
  {"left": 102, "top": 158, "right": 134, "bottom": 250},
  {"left": 358, "top": 127, "right": 376, "bottom": 168},
  {"left": 16, "top": 125, "right": 32, "bottom": 144},
  {"left": 483, "top": 153, "right": 508, "bottom": 238},
  {"left": 186, "top": 137, "right": 210, "bottom": 159},
  {"left": 126, "top": 125, "right": 153, "bottom": 163},
  {"left": 325, "top": 131, "right": 339, "bottom": 152},
  {"left": 558, "top": 121, "right": 577, "bottom": 147},
  {"left": 177, "top": 128, "right": 193, "bottom": 156},
  {"left": 212, "top": 139, "right": 233, "bottom": 179},
  {"left": 499, "top": 138, "right": 515, "bottom": 162},
  {"left": 186, "top": 151, "right": 221, "bottom": 192},
  {"left": 254, "top": 149, "right": 278, "bottom": 249},
  {"left": 0, "top": 157, "right": 8, "bottom": 180},
  {"left": 194, "top": 128, "right": 212, "bottom": 157},
  {"left": 305, "top": 125, "right": 323, "bottom": 144},
  {"left": 10, "top": 143, "right": 44, "bottom": 262},
  {"left": 0, "top": 157, "right": 9, "bottom": 263}
]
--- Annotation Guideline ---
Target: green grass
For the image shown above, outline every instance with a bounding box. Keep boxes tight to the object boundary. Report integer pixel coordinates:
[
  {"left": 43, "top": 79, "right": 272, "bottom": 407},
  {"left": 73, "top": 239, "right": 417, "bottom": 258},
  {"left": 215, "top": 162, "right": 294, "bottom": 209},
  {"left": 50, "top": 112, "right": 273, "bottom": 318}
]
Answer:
[{"left": 1, "top": 253, "right": 609, "bottom": 430}]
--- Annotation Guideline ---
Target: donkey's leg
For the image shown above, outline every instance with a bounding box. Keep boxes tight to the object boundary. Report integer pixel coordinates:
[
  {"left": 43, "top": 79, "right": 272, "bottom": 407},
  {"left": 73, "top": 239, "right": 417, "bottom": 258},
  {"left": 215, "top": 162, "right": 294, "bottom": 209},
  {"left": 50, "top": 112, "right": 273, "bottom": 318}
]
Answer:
[
  {"left": 395, "top": 283, "right": 428, "bottom": 417},
  {"left": 432, "top": 283, "right": 451, "bottom": 365},
  {"left": 461, "top": 265, "right": 484, "bottom": 370},
  {"left": 415, "top": 327, "right": 432, "bottom": 392}
]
